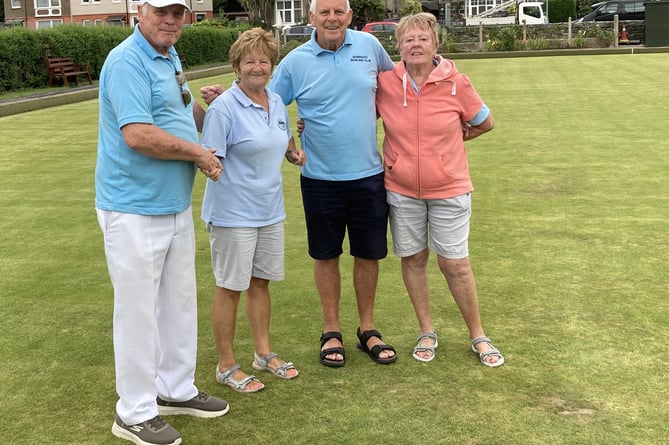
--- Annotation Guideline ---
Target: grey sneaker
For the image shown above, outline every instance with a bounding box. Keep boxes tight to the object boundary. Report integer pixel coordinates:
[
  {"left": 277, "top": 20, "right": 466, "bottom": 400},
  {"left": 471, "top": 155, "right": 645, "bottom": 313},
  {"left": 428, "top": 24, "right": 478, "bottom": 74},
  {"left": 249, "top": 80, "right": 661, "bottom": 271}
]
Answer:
[
  {"left": 111, "top": 415, "right": 181, "bottom": 445},
  {"left": 157, "top": 391, "right": 230, "bottom": 418}
]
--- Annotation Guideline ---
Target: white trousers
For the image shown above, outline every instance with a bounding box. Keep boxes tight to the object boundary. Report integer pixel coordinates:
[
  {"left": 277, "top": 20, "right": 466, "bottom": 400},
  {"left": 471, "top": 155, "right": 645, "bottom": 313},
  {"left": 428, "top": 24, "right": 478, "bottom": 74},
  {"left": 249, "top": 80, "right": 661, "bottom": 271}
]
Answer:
[{"left": 96, "top": 208, "right": 199, "bottom": 425}]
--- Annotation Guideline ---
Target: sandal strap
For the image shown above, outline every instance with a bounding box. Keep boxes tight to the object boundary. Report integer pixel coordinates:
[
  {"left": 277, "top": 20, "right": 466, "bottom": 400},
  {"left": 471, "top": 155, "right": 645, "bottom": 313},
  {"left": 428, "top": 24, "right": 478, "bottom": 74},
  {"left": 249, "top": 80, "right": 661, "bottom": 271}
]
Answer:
[
  {"left": 217, "top": 363, "right": 241, "bottom": 380},
  {"left": 271, "top": 361, "right": 295, "bottom": 377},
  {"left": 369, "top": 344, "right": 395, "bottom": 355},
  {"left": 471, "top": 336, "right": 504, "bottom": 365},
  {"left": 254, "top": 351, "right": 279, "bottom": 367},
  {"left": 417, "top": 332, "right": 438, "bottom": 343},
  {"left": 479, "top": 348, "right": 501, "bottom": 359},
  {"left": 471, "top": 336, "right": 492, "bottom": 348},
  {"left": 217, "top": 364, "right": 259, "bottom": 390},
  {"left": 357, "top": 328, "right": 383, "bottom": 345},
  {"left": 320, "top": 331, "right": 343, "bottom": 347}
]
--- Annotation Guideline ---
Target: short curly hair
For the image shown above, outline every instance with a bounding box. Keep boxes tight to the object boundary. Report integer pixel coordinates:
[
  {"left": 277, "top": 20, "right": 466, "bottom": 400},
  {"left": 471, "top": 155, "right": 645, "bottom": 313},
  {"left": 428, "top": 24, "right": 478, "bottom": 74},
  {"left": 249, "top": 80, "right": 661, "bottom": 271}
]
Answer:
[
  {"left": 228, "top": 27, "right": 279, "bottom": 73},
  {"left": 395, "top": 13, "right": 440, "bottom": 53}
]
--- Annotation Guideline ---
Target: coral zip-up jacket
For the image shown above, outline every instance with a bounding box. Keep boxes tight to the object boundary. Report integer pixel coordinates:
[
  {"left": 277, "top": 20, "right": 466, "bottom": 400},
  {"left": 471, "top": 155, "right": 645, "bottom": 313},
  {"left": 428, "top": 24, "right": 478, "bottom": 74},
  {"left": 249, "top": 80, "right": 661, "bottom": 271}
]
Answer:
[{"left": 376, "top": 56, "right": 484, "bottom": 199}]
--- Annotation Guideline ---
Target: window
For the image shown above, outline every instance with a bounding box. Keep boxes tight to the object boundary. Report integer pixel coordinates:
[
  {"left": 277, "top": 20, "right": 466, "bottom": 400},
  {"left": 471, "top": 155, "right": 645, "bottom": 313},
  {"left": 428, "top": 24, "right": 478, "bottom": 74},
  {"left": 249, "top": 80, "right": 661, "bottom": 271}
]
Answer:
[
  {"left": 36, "top": 19, "right": 63, "bottom": 28},
  {"left": 82, "top": 19, "right": 91, "bottom": 25},
  {"left": 276, "top": 0, "right": 303, "bottom": 26},
  {"left": 468, "top": 0, "right": 500, "bottom": 17},
  {"left": 196, "top": 13, "right": 205, "bottom": 22},
  {"left": 525, "top": 6, "right": 541, "bottom": 19},
  {"left": 624, "top": 1, "right": 644, "bottom": 12},
  {"left": 35, "top": 0, "right": 62, "bottom": 17},
  {"left": 11, "top": 0, "right": 21, "bottom": 8}
]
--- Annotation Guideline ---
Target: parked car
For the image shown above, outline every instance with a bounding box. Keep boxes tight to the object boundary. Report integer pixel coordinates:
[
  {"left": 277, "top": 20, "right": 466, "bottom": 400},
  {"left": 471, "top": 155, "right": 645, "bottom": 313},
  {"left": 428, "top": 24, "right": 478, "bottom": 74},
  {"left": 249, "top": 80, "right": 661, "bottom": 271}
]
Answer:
[
  {"left": 282, "top": 25, "right": 315, "bottom": 40},
  {"left": 361, "top": 21, "right": 398, "bottom": 34},
  {"left": 574, "top": 0, "right": 645, "bottom": 22}
]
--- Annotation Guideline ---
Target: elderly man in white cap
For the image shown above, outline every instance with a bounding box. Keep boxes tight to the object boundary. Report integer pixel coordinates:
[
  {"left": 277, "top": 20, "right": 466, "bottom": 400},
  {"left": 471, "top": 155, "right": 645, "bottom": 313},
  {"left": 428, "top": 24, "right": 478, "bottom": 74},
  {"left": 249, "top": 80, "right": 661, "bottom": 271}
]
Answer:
[{"left": 95, "top": 0, "right": 227, "bottom": 443}]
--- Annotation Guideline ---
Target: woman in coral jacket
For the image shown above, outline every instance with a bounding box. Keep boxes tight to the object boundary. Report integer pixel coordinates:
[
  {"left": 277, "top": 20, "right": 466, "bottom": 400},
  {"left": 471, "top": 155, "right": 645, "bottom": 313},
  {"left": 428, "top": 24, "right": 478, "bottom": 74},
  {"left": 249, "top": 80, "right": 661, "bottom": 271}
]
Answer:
[{"left": 376, "top": 12, "right": 504, "bottom": 367}]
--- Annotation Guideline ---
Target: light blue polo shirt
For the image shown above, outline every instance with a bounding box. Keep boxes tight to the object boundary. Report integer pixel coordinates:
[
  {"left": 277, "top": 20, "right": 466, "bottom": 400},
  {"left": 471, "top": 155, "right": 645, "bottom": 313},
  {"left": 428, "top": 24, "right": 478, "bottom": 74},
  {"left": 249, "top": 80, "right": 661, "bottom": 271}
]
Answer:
[
  {"left": 95, "top": 25, "right": 197, "bottom": 215},
  {"left": 269, "top": 29, "right": 393, "bottom": 181},
  {"left": 200, "top": 82, "right": 290, "bottom": 227}
]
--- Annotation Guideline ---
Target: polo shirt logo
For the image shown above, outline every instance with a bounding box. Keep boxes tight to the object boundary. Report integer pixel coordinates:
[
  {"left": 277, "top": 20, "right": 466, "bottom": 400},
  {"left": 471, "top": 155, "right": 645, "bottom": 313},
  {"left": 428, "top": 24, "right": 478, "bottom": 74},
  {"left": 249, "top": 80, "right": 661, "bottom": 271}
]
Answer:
[
  {"left": 350, "top": 55, "right": 371, "bottom": 63},
  {"left": 278, "top": 119, "right": 287, "bottom": 130}
]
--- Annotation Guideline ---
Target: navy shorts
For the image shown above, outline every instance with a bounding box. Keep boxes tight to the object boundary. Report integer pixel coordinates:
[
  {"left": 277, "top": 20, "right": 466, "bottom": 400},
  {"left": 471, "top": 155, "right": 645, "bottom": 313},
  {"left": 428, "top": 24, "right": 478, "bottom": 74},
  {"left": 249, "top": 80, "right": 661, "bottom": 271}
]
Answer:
[{"left": 300, "top": 173, "right": 388, "bottom": 260}]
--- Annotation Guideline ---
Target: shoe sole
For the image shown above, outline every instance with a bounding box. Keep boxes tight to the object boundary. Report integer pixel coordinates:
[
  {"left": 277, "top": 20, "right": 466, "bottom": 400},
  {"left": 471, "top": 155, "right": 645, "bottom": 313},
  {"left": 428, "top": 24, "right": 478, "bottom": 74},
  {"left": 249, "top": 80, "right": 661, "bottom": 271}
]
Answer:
[
  {"left": 157, "top": 403, "right": 230, "bottom": 418},
  {"left": 111, "top": 422, "right": 182, "bottom": 445}
]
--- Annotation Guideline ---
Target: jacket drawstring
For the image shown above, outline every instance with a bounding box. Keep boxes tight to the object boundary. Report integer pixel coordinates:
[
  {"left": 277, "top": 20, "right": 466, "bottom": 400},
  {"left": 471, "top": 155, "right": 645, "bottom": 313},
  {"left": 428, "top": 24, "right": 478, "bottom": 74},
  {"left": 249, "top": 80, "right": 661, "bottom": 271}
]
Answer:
[{"left": 402, "top": 72, "right": 408, "bottom": 108}]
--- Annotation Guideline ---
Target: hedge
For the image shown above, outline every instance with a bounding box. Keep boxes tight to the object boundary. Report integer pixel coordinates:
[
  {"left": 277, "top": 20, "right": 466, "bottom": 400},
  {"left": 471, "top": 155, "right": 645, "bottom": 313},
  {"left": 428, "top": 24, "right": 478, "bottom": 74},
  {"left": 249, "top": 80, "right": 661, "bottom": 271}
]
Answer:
[{"left": 0, "top": 24, "right": 247, "bottom": 92}]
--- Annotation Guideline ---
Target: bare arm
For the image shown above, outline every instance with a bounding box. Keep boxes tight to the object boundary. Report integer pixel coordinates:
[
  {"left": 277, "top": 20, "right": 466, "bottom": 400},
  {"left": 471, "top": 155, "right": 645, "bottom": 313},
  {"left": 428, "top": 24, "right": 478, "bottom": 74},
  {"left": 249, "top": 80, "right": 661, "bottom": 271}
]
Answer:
[
  {"left": 463, "top": 114, "right": 494, "bottom": 141},
  {"left": 192, "top": 101, "right": 206, "bottom": 132},
  {"left": 122, "top": 123, "right": 221, "bottom": 181}
]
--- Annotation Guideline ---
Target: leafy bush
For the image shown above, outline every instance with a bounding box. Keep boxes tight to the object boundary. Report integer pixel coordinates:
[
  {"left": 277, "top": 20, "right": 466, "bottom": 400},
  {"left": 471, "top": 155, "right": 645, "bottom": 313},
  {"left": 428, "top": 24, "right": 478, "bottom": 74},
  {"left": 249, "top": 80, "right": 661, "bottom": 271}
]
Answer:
[
  {"left": 592, "top": 24, "right": 614, "bottom": 47},
  {"left": 0, "top": 24, "right": 248, "bottom": 92},
  {"left": 545, "top": 0, "right": 577, "bottom": 23},
  {"left": 441, "top": 32, "right": 459, "bottom": 54},
  {"left": 571, "top": 30, "right": 589, "bottom": 48},
  {"left": 528, "top": 38, "right": 550, "bottom": 50},
  {"left": 372, "top": 32, "right": 398, "bottom": 56},
  {"left": 279, "top": 39, "right": 305, "bottom": 58},
  {"left": 0, "top": 28, "right": 44, "bottom": 90},
  {"left": 488, "top": 27, "right": 525, "bottom": 51},
  {"left": 175, "top": 26, "right": 244, "bottom": 66},
  {"left": 349, "top": 0, "right": 385, "bottom": 29}
]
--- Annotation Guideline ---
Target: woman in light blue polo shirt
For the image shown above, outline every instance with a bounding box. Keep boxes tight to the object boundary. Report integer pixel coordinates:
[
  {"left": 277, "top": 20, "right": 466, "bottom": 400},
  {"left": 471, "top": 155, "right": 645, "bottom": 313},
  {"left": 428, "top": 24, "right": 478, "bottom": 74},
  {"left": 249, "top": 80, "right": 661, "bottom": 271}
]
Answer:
[{"left": 200, "top": 28, "right": 306, "bottom": 393}]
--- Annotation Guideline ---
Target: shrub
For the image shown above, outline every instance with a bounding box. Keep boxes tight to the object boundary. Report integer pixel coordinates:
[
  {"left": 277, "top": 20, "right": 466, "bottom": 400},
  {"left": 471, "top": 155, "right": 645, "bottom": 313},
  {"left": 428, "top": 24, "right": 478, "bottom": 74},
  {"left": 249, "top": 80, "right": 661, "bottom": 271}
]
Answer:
[
  {"left": 592, "top": 24, "right": 614, "bottom": 47},
  {"left": 0, "top": 24, "right": 248, "bottom": 92},
  {"left": 279, "top": 39, "right": 305, "bottom": 58},
  {"left": 0, "top": 27, "right": 44, "bottom": 90},
  {"left": 490, "top": 27, "right": 524, "bottom": 51},
  {"left": 528, "top": 38, "right": 550, "bottom": 50},
  {"left": 373, "top": 32, "right": 398, "bottom": 56},
  {"left": 441, "top": 33, "right": 459, "bottom": 54},
  {"left": 545, "top": 0, "right": 577, "bottom": 23},
  {"left": 571, "top": 30, "right": 589, "bottom": 48}
]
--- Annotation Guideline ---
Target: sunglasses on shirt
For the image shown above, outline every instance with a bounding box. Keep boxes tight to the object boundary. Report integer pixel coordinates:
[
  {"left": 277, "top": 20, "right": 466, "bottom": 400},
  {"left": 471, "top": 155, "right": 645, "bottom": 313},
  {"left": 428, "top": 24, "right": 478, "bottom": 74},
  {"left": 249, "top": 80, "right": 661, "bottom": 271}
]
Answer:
[{"left": 175, "top": 71, "right": 191, "bottom": 107}]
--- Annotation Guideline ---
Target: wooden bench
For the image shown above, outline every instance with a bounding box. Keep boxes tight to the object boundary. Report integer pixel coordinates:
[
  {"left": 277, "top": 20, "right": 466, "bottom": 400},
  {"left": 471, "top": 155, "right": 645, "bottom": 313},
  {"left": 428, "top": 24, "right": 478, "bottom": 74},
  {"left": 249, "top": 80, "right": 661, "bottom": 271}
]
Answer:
[
  {"left": 179, "top": 53, "right": 189, "bottom": 69},
  {"left": 47, "top": 57, "right": 93, "bottom": 87}
]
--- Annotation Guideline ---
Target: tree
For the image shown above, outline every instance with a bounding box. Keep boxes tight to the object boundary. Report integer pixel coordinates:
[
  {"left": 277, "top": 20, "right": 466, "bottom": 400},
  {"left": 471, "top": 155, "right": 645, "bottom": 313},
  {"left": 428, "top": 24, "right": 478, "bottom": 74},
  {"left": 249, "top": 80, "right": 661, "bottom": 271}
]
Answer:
[
  {"left": 349, "top": 0, "right": 385, "bottom": 29},
  {"left": 399, "top": 0, "right": 422, "bottom": 17},
  {"left": 239, "top": 0, "right": 273, "bottom": 23}
]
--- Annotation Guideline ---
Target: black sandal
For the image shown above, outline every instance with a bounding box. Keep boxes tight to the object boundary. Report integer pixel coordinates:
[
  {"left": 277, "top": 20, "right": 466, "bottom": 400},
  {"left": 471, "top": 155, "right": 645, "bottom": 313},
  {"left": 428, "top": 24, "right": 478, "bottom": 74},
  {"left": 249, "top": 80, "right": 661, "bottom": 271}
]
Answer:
[
  {"left": 319, "top": 331, "right": 345, "bottom": 367},
  {"left": 356, "top": 328, "right": 397, "bottom": 364}
]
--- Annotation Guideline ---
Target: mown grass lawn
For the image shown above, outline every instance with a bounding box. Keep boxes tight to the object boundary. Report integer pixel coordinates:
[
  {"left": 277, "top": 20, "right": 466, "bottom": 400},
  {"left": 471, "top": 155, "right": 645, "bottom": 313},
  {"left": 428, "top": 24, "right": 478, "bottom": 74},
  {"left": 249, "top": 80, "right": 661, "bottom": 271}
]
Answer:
[{"left": 0, "top": 53, "right": 667, "bottom": 445}]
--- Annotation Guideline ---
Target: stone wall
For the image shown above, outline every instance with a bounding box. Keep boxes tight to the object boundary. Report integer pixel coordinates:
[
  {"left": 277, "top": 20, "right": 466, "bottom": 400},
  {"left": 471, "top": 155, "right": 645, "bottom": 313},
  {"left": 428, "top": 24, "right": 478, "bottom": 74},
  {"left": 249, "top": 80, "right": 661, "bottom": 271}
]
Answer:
[{"left": 446, "top": 20, "right": 646, "bottom": 47}]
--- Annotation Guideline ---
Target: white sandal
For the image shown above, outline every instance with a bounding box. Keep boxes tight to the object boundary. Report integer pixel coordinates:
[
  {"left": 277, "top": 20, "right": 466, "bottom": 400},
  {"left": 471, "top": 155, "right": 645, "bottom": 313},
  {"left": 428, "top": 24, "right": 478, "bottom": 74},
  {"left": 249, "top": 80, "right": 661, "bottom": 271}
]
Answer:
[
  {"left": 412, "top": 332, "right": 438, "bottom": 362},
  {"left": 471, "top": 336, "right": 505, "bottom": 367},
  {"left": 215, "top": 364, "right": 264, "bottom": 392},
  {"left": 252, "top": 352, "right": 299, "bottom": 380}
]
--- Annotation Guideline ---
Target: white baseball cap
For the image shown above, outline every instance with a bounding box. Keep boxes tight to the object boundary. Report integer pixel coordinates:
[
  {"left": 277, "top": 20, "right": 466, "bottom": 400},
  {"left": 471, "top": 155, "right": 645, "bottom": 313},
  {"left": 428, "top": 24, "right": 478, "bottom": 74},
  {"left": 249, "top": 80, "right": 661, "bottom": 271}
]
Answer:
[{"left": 140, "top": 0, "right": 191, "bottom": 10}]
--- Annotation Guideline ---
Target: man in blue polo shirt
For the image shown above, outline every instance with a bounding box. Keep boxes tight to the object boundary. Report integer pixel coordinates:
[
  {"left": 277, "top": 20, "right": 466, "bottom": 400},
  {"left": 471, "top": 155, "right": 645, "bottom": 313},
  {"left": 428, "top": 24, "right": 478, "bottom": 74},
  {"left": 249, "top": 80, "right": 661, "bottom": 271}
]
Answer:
[
  {"left": 96, "top": 0, "right": 228, "bottom": 443},
  {"left": 269, "top": 0, "right": 396, "bottom": 367}
]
